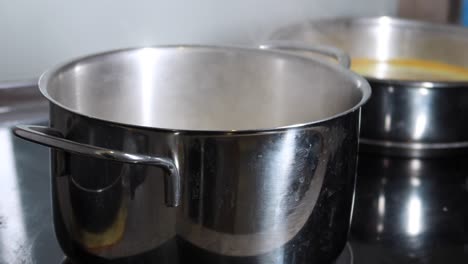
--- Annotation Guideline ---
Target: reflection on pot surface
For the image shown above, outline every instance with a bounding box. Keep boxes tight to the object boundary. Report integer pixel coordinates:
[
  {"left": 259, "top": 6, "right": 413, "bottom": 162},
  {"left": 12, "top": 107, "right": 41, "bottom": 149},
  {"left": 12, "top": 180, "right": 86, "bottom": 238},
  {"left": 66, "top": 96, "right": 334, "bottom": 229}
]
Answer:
[
  {"left": 351, "top": 154, "right": 468, "bottom": 263},
  {"left": 271, "top": 17, "right": 468, "bottom": 156}
]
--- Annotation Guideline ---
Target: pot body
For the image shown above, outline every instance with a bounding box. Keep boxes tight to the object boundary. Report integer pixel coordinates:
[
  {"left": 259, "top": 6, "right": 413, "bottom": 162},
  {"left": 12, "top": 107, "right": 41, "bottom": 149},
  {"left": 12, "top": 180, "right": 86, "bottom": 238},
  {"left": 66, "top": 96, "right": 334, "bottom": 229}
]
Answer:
[
  {"left": 50, "top": 104, "right": 360, "bottom": 264},
  {"left": 270, "top": 17, "right": 468, "bottom": 156},
  {"left": 359, "top": 80, "right": 468, "bottom": 157},
  {"left": 13, "top": 45, "right": 370, "bottom": 264}
]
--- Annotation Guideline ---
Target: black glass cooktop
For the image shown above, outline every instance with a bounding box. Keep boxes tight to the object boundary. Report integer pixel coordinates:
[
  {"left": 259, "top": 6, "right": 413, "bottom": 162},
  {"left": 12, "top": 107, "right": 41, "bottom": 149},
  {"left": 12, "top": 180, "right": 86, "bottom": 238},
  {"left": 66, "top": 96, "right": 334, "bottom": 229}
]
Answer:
[
  {"left": 351, "top": 153, "right": 468, "bottom": 264},
  {"left": 61, "top": 244, "right": 353, "bottom": 264}
]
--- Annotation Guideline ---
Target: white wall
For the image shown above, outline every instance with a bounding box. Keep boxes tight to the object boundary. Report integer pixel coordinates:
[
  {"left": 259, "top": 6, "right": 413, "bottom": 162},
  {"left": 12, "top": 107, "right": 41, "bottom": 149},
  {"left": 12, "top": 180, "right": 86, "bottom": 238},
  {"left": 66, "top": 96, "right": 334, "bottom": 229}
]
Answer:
[{"left": 0, "top": 0, "right": 397, "bottom": 81}]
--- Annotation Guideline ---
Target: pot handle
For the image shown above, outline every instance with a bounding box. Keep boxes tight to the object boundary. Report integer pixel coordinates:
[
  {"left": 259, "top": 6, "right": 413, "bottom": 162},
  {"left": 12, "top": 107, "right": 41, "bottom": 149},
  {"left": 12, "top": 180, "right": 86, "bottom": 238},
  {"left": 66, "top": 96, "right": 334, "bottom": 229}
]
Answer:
[
  {"left": 259, "top": 41, "right": 351, "bottom": 68},
  {"left": 13, "top": 125, "right": 181, "bottom": 207}
]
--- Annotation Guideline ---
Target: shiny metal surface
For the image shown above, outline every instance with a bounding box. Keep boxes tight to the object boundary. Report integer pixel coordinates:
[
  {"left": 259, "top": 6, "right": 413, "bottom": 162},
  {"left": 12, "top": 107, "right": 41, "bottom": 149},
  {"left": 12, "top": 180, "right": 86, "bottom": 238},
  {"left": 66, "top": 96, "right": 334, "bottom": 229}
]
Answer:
[
  {"left": 351, "top": 154, "right": 468, "bottom": 263},
  {"left": 39, "top": 45, "right": 368, "bottom": 131},
  {"left": 0, "top": 110, "right": 359, "bottom": 264},
  {"left": 13, "top": 45, "right": 370, "bottom": 263},
  {"left": 26, "top": 95, "right": 361, "bottom": 264},
  {"left": 359, "top": 79, "right": 468, "bottom": 157},
  {"left": 270, "top": 16, "right": 468, "bottom": 69},
  {"left": 270, "top": 17, "right": 468, "bottom": 157},
  {"left": 13, "top": 44, "right": 355, "bottom": 209},
  {"left": 259, "top": 42, "right": 351, "bottom": 68},
  {"left": 14, "top": 125, "right": 181, "bottom": 207}
]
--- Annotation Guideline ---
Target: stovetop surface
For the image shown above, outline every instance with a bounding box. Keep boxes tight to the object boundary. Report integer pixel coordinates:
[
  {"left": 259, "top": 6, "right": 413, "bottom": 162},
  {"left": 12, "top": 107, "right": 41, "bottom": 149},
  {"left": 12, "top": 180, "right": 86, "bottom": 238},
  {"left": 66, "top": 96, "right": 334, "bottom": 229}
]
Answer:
[
  {"left": 0, "top": 122, "right": 63, "bottom": 263},
  {"left": 61, "top": 244, "right": 353, "bottom": 264},
  {"left": 351, "top": 153, "right": 468, "bottom": 264},
  {"left": 0, "top": 81, "right": 466, "bottom": 263}
]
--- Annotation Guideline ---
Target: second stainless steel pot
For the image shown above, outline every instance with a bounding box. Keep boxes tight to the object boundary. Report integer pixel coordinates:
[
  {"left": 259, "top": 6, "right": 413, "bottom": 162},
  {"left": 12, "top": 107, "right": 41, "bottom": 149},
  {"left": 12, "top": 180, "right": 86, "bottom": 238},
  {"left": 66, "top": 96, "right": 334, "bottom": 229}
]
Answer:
[
  {"left": 14, "top": 44, "right": 370, "bottom": 263},
  {"left": 271, "top": 17, "right": 468, "bottom": 157}
]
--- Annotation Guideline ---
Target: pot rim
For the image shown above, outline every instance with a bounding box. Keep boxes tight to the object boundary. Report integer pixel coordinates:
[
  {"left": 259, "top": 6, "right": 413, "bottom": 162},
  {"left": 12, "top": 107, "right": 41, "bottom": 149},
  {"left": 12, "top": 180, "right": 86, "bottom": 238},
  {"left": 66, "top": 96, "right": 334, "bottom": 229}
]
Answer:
[
  {"left": 276, "top": 16, "right": 468, "bottom": 88},
  {"left": 39, "top": 44, "right": 371, "bottom": 134}
]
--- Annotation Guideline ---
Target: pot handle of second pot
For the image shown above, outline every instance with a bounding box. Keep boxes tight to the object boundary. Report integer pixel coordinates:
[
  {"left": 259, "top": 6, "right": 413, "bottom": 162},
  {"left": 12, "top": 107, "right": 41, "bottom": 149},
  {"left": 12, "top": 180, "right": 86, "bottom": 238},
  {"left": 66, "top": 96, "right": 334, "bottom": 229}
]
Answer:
[
  {"left": 259, "top": 41, "right": 351, "bottom": 68},
  {"left": 13, "top": 125, "right": 181, "bottom": 207}
]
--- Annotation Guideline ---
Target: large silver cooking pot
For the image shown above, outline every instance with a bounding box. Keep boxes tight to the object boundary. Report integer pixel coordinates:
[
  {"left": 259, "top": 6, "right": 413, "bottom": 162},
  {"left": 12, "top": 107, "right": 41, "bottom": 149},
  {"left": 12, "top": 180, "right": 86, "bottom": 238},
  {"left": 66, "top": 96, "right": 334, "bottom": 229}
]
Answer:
[
  {"left": 14, "top": 44, "right": 370, "bottom": 264},
  {"left": 271, "top": 17, "right": 468, "bottom": 157}
]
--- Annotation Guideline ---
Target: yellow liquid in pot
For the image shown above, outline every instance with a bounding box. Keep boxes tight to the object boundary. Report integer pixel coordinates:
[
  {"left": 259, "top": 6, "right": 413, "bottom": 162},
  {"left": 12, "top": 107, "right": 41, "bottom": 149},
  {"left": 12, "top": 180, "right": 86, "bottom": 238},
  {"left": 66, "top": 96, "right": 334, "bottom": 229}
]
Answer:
[{"left": 351, "top": 58, "right": 468, "bottom": 81}]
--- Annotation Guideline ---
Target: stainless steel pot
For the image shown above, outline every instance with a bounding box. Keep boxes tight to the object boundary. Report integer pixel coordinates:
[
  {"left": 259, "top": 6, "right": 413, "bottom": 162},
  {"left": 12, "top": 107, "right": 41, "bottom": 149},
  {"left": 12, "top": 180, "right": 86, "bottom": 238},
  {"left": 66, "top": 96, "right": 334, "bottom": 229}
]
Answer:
[
  {"left": 270, "top": 17, "right": 468, "bottom": 157},
  {"left": 13, "top": 44, "right": 370, "bottom": 264}
]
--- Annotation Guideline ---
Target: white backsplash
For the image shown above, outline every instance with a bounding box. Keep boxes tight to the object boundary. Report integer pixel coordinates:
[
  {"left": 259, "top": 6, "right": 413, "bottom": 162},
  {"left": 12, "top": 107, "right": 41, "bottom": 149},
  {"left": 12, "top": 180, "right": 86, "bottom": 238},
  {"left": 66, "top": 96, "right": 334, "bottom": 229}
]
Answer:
[{"left": 0, "top": 0, "right": 397, "bottom": 81}]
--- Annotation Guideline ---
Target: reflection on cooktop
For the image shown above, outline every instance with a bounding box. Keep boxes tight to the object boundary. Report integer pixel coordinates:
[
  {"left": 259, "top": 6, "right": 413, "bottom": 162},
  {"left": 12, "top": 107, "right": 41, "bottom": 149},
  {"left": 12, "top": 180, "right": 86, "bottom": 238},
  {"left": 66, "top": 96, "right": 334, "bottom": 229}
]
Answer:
[
  {"left": 0, "top": 125, "right": 63, "bottom": 264},
  {"left": 335, "top": 243, "right": 353, "bottom": 264},
  {"left": 351, "top": 154, "right": 468, "bottom": 263},
  {"left": 61, "top": 243, "right": 353, "bottom": 264}
]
